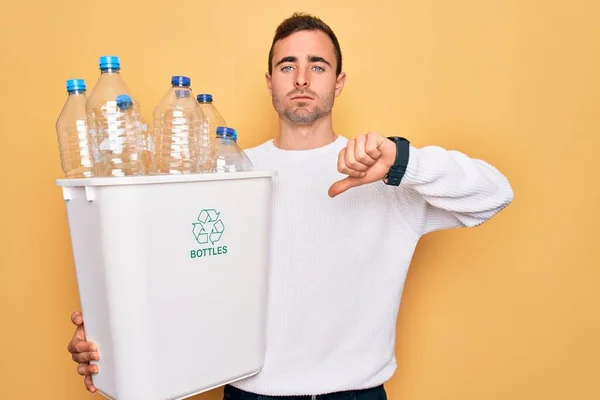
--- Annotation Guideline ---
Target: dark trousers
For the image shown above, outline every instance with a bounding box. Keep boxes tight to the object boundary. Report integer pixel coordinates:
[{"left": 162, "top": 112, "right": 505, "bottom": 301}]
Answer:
[{"left": 223, "top": 384, "right": 387, "bottom": 400}]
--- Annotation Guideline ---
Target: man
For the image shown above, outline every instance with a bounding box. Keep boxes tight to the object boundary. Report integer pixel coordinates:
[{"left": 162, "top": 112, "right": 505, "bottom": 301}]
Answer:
[{"left": 67, "top": 12, "right": 513, "bottom": 399}]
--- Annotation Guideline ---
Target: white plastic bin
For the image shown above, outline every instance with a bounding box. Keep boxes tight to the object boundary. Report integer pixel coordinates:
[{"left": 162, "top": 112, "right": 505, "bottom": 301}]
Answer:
[{"left": 57, "top": 171, "right": 274, "bottom": 400}]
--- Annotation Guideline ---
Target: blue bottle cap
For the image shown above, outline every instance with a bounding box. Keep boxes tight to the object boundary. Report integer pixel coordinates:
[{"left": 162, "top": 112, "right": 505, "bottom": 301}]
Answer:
[
  {"left": 116, "top": 94, "right": 133, "bottom": 110},
  {"left": 216, "top": 126, "right": 236, "bottom": 139},
  {"left": 99, "top": 56, "right": 120, "bottom": 70},
  {"left": 66, "top": 79, "right": 86, "bottom": 92},
  {"left": 197, "top": 94, "right": 213, "bottom": 103},
  {"left": 171, "top": 76, "right": 191, "bottom": 87}
]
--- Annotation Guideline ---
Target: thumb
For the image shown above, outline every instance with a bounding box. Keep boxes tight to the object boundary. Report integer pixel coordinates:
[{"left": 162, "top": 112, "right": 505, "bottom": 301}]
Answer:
[
  {"left": 328, "top": 176, "right": 361, "bottom": 198},
  {"left": 71, "top": 311, "right": 84, "bottom": 327},
  {"left": 72, "top": 323, "right": 87, "bottom": 342}
]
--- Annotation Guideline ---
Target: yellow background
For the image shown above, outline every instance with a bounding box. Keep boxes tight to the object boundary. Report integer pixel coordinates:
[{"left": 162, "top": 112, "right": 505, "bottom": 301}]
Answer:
[{"left": 1, "top": 0, "right": 598, "bottom": 399}]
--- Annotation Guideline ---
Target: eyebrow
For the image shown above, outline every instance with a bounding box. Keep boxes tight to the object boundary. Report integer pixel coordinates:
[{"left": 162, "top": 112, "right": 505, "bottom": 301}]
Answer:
[
  {"left": 308, "top": 55, "right": 332, "bottom": 67},
  {"left": 275, "top": 55, "right": 333, "bottom": 68},
  {"left": 275, "top": 56, "right": 298, "bottom": 66}
]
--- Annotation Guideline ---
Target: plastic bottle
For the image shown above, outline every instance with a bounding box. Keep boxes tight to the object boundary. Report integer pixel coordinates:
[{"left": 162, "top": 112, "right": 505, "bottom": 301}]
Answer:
[
  {"left": 55, "top": 79, "right": 94, "bottom": 178},
  {"left": 196, "top": 94, "right": 226, "bottom": 172},
  {"left": 210, "top": 127, "right": 254, "bottom": 173},
  {"left": 196, "top": 93, "right": 225, "bottom": 134},
  {"left": 86, "top": 56, "right": 150, "bottom": 177},
  {"left": 152, "top": 76, "right": 207, "bottom": 174}
]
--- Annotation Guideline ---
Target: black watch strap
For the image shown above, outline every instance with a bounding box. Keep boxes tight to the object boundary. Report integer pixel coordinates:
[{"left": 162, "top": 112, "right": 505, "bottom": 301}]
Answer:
[{"left": 384, "top": 137, "right": 410, "bottom": 186}]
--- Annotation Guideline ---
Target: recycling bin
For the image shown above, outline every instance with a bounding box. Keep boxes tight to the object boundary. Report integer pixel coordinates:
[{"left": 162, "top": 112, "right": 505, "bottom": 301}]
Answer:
[{"left": 57, "top": 170, "right": 274, "bottom": 400}]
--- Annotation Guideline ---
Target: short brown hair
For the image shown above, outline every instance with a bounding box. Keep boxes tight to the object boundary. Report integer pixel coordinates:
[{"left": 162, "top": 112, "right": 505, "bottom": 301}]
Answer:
[{"left": 268, "top": 13, "right": 343, "bottom": 76}]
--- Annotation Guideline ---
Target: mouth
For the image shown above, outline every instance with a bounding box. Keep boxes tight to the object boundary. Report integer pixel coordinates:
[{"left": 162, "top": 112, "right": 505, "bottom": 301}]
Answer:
[{"left": 291, "top": 96, "right": 314, "bottom": 101}]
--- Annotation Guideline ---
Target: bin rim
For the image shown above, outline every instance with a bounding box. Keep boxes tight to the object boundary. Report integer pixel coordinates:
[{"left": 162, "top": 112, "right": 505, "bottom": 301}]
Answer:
[{"left": 56, "top": 170, "right": 276, "bottom": 187}]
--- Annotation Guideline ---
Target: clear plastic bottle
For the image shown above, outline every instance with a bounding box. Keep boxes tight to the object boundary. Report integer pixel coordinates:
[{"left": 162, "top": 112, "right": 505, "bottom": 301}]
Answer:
[
  {"left": 86, "top": 56, "right": 149, "bottom": 177},
  {"left": 196, "top": 93, "right": 225, "bottom": 134},
  {"left": 210, "top": 127, "right": 254, "bottom": 173},
  {"left": 196, "top": 94, "right": 225, "bottom": 172},
  {"left": 152, "top": 76, "right": 207, "bottom": 174},
  {"left": 55, "top": 79, "right": 94, "bottom": 178}
]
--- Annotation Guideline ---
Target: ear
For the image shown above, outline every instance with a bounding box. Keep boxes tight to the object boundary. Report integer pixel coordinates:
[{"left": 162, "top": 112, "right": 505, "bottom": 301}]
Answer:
[
  {"left": 265, "top": 72, "right": 273, "bottom": 96},
  {"left": 334, "top": 72, "right": 346, "bottom": 98}
]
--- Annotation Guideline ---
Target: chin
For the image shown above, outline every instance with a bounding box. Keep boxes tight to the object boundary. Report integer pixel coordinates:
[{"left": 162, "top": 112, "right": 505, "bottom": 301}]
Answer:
[
  {"left": 293, "top": 106, "right": 312, "bottom": 113},
  {"left": 286, "top": 114, "right": 320, "bottom": 125}
]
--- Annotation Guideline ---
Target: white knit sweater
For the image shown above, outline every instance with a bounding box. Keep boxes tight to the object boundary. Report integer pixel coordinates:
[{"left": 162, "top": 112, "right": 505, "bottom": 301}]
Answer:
[{"left": 231, "top": 135, "right": 513, "bottom": 396}]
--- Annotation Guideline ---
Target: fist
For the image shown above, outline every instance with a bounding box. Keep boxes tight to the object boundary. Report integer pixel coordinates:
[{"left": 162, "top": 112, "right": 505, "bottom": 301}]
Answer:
[{"left": 328, "top": 132, "right": 397, "bottom": 197}]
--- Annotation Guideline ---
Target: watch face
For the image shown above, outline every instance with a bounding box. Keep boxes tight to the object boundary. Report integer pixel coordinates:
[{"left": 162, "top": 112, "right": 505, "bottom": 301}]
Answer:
[{"left": 383, "top": 137, "right": 409, "bottom": 187}]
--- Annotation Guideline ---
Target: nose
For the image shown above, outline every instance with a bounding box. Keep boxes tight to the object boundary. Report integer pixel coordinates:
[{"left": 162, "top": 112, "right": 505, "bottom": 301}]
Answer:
[{"left": 295, "top": 69, "right": 309, "bottom": 88}]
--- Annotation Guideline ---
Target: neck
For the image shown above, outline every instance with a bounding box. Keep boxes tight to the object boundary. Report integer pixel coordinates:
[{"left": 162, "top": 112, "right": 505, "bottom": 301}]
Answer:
[{"left": 274, "top": 112, "right": 337, "bottom": 150}]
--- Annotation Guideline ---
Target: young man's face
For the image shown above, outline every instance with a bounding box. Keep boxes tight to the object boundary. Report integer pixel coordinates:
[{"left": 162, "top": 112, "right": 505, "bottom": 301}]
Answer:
[{"left": 266, "top": 30, "right": 345, "bottom": 125}]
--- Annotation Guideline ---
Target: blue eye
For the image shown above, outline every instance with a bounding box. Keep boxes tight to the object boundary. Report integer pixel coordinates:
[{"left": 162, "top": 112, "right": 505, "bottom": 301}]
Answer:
[
  {"left": 281, "top": 66, "right": 293, "bottom": 72},
  {"left": 312, "top": 66, "right": 325, "bottom": 72}
]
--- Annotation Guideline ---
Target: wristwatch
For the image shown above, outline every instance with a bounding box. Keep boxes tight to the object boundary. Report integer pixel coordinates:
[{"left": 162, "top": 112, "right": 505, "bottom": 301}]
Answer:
[{"left": 383, "top": 136, "right": 410, "bottom": 186}]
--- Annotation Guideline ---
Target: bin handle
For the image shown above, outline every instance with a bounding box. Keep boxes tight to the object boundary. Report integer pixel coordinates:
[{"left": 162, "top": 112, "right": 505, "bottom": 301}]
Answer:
[
  {"left": 61, "top": 186, "right": 95, "bottom": 202},
  {"left": 85, "top": 186, "right": 96, "bottom": 202},
  {"left": 62, "top": 187, "right": 74, "bottom": 202}
]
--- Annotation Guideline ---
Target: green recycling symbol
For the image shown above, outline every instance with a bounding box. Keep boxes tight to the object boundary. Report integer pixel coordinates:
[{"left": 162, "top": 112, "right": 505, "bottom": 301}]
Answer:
[{"left": 192, "top": 209, "right": 225, "bottom": 245}]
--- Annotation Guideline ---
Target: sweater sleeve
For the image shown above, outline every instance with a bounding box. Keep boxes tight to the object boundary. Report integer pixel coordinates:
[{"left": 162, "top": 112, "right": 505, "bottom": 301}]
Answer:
[{"left": 396, "top": 145, "right": 514, "bottom": 235}]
